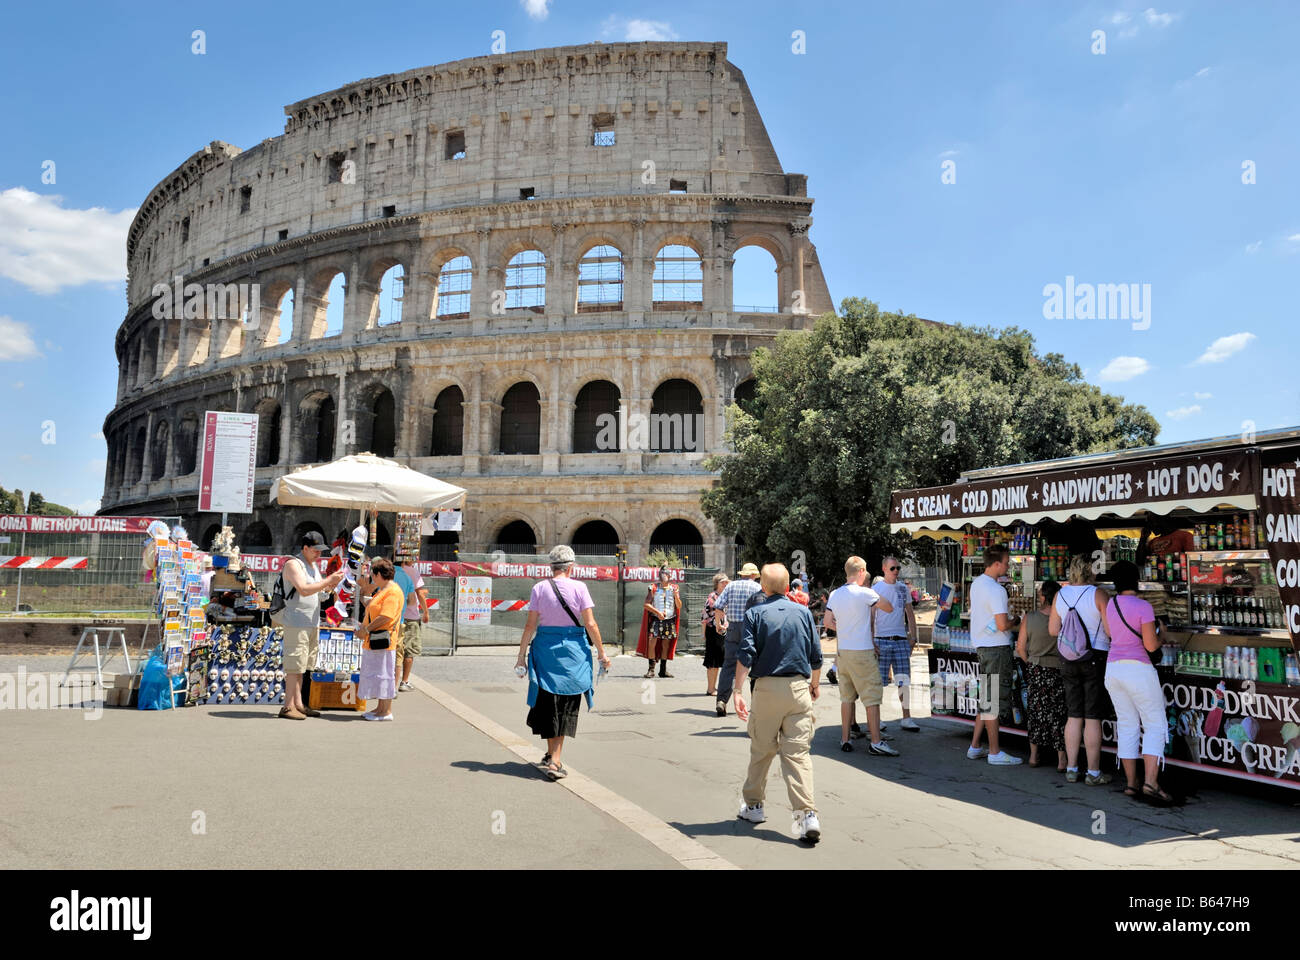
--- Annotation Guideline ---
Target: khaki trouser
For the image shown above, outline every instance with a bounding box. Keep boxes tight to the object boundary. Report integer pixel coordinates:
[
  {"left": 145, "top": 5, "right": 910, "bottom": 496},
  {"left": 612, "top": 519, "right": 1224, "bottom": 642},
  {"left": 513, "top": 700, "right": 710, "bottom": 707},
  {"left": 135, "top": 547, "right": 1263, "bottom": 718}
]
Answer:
[{"left": 743, "top": 676, "right": 816, "bottom": 813}]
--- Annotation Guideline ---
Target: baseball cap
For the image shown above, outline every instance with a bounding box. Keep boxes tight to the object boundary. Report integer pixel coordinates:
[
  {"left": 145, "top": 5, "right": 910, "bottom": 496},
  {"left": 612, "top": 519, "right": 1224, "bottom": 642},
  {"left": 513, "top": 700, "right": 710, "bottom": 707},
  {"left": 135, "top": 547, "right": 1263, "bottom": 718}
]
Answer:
[
  {"left": 738, "top": 562, "right": 760, "bottom": 577},
  {"left": 548, "top": 544, "right": 576, "bottom": 565},
  {"left": 301, "top": 530, "right": 328, "bottom": 548}
]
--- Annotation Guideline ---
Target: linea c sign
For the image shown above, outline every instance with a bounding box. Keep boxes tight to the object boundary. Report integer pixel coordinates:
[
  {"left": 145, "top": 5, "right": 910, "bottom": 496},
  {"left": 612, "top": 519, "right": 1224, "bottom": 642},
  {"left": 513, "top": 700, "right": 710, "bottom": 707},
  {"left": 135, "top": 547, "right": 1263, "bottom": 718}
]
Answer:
[{"left": 198, "top": 411, "right": 258, "bottom": 514}]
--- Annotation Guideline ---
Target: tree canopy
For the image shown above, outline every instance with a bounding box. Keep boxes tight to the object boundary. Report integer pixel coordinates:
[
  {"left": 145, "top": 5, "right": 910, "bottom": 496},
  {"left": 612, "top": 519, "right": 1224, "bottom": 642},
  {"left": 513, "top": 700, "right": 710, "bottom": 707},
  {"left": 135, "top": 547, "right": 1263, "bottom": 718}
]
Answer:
[
  {"left": 0, "top": 487, "right": 76, "bottom": 516},
  {"left": 701, "top": 298, "right": 1160, "bottom": 582}
]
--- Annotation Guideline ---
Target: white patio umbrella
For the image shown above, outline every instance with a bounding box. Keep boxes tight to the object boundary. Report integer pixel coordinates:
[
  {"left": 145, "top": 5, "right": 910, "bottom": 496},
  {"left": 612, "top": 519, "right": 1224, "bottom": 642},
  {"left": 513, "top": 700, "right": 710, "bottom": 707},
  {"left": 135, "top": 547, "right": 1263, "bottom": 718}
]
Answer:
[{"left": 269, "top": 454, "right": 466, "bottom": 513}]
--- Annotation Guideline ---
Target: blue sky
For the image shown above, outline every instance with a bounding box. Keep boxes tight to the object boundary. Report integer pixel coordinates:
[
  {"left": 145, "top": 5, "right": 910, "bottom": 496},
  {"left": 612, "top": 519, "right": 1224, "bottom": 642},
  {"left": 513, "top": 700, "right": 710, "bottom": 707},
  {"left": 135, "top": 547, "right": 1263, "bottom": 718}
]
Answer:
[{"left": 2, "top": 0, "right": 1297, "bottom": 512}]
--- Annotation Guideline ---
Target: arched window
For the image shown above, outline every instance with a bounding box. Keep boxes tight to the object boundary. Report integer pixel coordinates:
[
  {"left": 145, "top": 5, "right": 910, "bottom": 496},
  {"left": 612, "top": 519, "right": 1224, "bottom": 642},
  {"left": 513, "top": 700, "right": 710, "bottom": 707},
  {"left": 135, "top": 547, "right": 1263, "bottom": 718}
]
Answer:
[
  {"left": 499, "top": 382, "right": 540, "bottom": 455},
  {"left": 239, "top": 521, "right": 274, "bottom": 551},
  {"left": 141, "top": 330, "right": 159, "bottom": 382},
  {"left": 650, "top": 379, "right": 704, "bottom": 453},
  {"left": 652, "top": 244, "right": 703, "bottom": 308},
  {"left": 276, "top": 288, "right": 294, "bottom": 343},
  {"left": 732, "top": 245, "right": 779, "bottom": 312},
  {"left": 649, "top": 519, "right": 704, "bottom": 568},
  {"left": 734, "top": 378, "right": 758, "bottom": 415},
  {"left": 150, "top": 421, "right": 169, "bottom": 480},
  {"left": 129, "top": 427, "right": 147, "bottom": 483},
  {"left": 363, "top": 388, "right": 396, "bottom": 457},
  {"left": 577, "top": 245, "right": 623, "bottom": 312},
  {"left": 323, "top": 272, "right": 346, "bottom": 336},
  {"left": 199, "top": 524, "right": 222, "bottom": 552},
  {"left": 573, "top": 380, "right": 620, "bottom": 453},
  {"left": 254, "top": 400, "right": 281, "bottom": 467},
  {"left": 291, "top": 521, "right": 326, "bottom": 548},
  {"left": 492, "top": 520, "right": 537, "bottom": 554},
  {"left": 435, "top": 256, "right": 472, "bottom": 319},
  {"left": 431, "top": 385, "right": 464, "bottom": 456},
  {"left": 299, "top": 393, "right": 336, "bottom": 463},
  {"left": 571, "top": 521, "right": 620, "bottom": 555},
  {"left": 505, "top": 250, "right": 546, "bottom": 312},
  {"left": 175, "top": 416, "right": 199, "bottom": 475},
  {"left": 376, "top": 264, "right": 404, "bottom": 326}
]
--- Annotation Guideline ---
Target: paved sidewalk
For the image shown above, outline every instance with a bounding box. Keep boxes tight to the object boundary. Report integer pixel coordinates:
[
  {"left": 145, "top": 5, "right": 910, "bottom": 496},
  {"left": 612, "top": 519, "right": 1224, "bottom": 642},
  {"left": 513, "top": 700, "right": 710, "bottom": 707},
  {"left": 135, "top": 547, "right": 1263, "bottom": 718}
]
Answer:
[{"left": 2, "top": 652, "right": 1298, "bottom": 869}]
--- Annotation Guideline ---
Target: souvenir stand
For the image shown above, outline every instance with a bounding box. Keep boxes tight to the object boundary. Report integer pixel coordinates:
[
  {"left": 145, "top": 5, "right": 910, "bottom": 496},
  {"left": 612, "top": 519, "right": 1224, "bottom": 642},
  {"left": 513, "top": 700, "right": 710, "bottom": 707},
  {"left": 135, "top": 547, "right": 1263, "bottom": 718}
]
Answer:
[
  {"left": 269, "top": 454, "right": 467, "bottom": 710},
  {"left": 890, "top": 427, "right": 1300, "bottom": 789},
  {"left": 195, "top": 527, "right": 281, "bottom": 707},
  {"left": 138, "top": 521, "right": 205, "bottom": 707}
]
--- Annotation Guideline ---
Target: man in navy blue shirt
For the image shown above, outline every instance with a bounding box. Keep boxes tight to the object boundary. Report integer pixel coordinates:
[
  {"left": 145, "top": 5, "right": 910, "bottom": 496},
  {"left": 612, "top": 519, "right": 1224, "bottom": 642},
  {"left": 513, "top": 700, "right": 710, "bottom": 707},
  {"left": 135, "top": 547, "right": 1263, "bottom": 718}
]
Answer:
[{"left": 733, "top": 563, "right": 823, "bottom": 844}]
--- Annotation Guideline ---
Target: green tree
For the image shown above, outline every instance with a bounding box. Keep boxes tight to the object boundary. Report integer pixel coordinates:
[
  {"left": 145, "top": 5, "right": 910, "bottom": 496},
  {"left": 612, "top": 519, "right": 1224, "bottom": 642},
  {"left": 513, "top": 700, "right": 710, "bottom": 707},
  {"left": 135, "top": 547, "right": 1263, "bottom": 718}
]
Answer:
[
  {"left": 701, "top": 298, "right": 1159, "bottom": 582},
  {"left": 26, "top": 492, "right": 45, "bottom": 514},
  {"left": 0, "top": 487, "right": 19, "bottom": 514}
]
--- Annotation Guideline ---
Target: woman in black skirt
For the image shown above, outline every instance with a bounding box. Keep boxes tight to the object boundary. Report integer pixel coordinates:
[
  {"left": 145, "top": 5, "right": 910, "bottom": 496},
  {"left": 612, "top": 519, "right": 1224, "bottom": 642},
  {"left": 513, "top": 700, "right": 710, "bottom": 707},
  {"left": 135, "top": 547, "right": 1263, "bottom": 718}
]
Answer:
[
  {"left": 514, "top": 545, "right": 612, "bottom": 780},
  {"left": 702, "top": 573, "right": 730, "bottom": 696}
]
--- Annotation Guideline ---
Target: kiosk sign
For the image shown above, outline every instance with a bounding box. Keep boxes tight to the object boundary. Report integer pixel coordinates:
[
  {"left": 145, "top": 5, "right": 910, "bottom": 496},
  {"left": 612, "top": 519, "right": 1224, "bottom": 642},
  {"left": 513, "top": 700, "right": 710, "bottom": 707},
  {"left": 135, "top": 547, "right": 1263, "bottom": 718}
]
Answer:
[{"left": 198, "top": 412, "right": 258, "bottom": 514}]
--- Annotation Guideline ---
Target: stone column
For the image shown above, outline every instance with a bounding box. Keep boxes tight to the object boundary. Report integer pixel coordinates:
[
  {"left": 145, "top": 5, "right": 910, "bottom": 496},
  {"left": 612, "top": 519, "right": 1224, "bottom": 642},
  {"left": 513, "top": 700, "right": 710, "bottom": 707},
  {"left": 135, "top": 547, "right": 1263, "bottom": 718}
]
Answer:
[
  {"left": 282, "top": 374, "right": 296, "bottom": 465},
  {"left": 626, "top": 218, "right": 647, "bottom": 324},
  {"left": 708, "top": 217, "right": 730, "bottom": 323},
  {"left": 541, "top": 362, "right": 560, "bottom": 474},
  {"left": 292, "top": 271, "right": 310, "bottom": 343},
  {"left": 789, "top": 220, "right": 810, "bottom": 314},
  {"left": 140, "top": 410, "right": 155, "bottom": 485},
  {"left": 341, "top": 252, "right": 364, "bottom": 340},
  {"left": 334, "top": 369, "right": 348, "bottom": 458},
  {"left": 471, "top": 228, "right": 492, "bottom": 321},
  {"left": 546, "top": 222, "right": 566, "bottom": 323}
]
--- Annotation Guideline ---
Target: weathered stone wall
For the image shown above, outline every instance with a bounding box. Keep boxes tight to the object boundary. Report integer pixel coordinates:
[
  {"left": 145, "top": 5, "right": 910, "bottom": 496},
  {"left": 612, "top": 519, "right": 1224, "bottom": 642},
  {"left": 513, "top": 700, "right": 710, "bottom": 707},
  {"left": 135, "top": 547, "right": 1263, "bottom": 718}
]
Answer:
[{"left": 103, "top": 41, "right": 833, "bottom": 569}]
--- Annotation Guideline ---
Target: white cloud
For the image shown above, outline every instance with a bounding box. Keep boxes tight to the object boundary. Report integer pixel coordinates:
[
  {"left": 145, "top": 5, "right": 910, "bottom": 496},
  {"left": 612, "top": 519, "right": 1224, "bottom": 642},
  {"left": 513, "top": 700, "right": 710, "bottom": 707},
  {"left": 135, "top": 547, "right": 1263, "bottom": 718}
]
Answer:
[
  {"left": 12, "top": 381, "right": 24, "bottom": 390},
  {"left": 603, "top": 15, "right": 678, "bottom": 41},
  {"left": 1098, "top": 355, "right": 1150, "bottom": 382},
  {"left": 1245, "top": 241, "right": 1262, "bottom": 254},
  {"left": 1193, "top": 391, "right": 1213, "bottom": 400},
  {"left": 1166, "top": 405, "right": 1201, "bottom": 420},
  {"left": 1193, "top": 66, "right": 1210, "bottom": 78},
  {"left": 0, "top": 316, "right": 41, "bottom": 361},
  {"left": 18, "top": 453, "right": 32, "bottom": 461},
  {"left": 1143, "top": 8, "right": 1180, "bottom": 27},
  {"left": 1286, "top": 233, "right": 1300, "bottom": 251},
  {"left": 520, "top": 0, "right": 550, "bottom": 20},
  {"left": 0, "top": 188, "right": 134, "bottom": 294},
  {"left": 938, "top": 148, "right": 960, "bottom": 158},
  {"left": 91, "top": 430, "right": 105, "bottom": 441},
  {"left": 1194, "top": 332, "right": 1256, "bottom": 364},
  {"left": 1108, "top": 11, "right": 1132, "bottom": 24},
  {"left": 74, "top": 497, "right": 102, "bottom": 515}
]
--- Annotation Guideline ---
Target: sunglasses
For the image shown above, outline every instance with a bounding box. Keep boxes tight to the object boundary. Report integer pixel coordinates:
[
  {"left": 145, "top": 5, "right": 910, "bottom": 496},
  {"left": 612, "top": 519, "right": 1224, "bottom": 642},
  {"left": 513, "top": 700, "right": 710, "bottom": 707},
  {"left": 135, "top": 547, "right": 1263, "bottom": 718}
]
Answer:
[{"left": 885, "top": 566, "right": 899, "bottom": 572}]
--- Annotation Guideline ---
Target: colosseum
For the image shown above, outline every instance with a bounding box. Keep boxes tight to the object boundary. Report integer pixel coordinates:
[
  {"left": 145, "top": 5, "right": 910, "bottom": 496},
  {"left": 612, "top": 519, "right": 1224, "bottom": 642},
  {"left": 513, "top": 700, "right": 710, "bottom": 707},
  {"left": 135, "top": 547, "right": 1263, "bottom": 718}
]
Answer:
[{"left": 101, "top": 41, "right": 834, "bottom": 568}]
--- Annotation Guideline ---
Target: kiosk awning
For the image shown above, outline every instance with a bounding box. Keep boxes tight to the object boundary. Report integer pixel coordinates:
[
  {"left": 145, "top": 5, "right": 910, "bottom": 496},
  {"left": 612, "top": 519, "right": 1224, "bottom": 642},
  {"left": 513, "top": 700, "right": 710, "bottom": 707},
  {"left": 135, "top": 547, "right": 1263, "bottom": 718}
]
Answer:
[{"left": 890, "top": 447, "right": 1256, "bottom": 534}]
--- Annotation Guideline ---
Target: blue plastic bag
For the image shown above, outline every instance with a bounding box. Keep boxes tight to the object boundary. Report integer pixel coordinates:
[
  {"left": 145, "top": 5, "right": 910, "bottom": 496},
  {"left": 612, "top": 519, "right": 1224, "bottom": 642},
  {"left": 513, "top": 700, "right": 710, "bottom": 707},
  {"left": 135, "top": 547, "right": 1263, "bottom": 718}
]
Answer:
[{"left": 137, "top": 649, "right": 175, "bottom": 710}]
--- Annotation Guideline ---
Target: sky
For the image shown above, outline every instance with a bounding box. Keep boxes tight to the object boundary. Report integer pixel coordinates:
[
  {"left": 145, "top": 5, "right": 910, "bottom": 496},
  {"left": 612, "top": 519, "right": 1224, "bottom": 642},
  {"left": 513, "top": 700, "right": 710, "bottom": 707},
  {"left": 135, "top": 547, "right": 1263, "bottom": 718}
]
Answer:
[{"left": 1, "top": 0, "right": 1297, "bottom": 514}]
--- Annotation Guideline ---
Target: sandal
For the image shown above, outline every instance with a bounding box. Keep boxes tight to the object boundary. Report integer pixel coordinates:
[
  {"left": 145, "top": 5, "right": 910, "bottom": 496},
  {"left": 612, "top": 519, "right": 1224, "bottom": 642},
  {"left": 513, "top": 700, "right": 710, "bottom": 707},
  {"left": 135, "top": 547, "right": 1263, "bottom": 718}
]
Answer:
[
  {"left": 1124, "top": 785, "right": 1140, "bottom": 797},
  {"left": 545, "top": 762, "right": 568, "bottom": 781},
  {"left": 1142, "top": 782, "right": 1174, "bottom": 805},
  {"left": 643, "top": 668, "right": 656, "bottom": 679},
  {"left": 536, "top": 752, "right": 552, "bottom": 768}
]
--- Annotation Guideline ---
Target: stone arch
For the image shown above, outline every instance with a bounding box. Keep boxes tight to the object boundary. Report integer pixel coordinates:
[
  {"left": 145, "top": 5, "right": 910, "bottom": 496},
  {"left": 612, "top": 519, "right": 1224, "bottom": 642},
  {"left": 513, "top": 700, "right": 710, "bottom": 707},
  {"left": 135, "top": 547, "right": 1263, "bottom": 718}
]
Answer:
[
  {"left": 128, "top": 424, "right": 147, "bottom": 484},
  {"left": 491, "top": 517, "right": 539, "bottom": 552},
  {"left": 430, "top": 383, "right": 465, "bottom": 456},
  {"left": 569, "top": 518, "right": 623, "bottom": 553},
  {"left": 430, "top": 246, "right": 473, "bottom": 320},
  {"left": 140, "top": 326, "right": 159, "bottom": 382},
  {"left": 650, "top": 378, "right": 705, "bottom": 453},
  {"left": 239, "top": 520, "right": 274, "bottom": 551},
  {"left": 362, "top": 253, "right": 407, "bottom": 328},
  {"left": 174, "top": 413, "right": 200, "bottom": 475},
  {"left": 498, "top": 380, "right": 541, "bottom": 455},
  {"left": 291, "top": 519, "right": 327, "bottom": 547},
  {"left": 256, "top": 275, "right": 296, "bottom": 346},
  {"left": 199, "top": 523, "right": 223, "bottom": 552},
  {"left": 503, "top": 248, "right": 547, "bottom": 312},
  {"left": 572, "top": 379, "right": 621, "bottom": 453},
  {"left": 252, "top": 397, "right": 282, "bottom": 467},
  {"left": 651, "top": 241, "right": 704, "bottom": 309},
  {"left": 149, "top": 419, "right": 170, "bottom": 481},
  {"left": 575, "top": 242, "right": 625, "bottom": 313},
  {"left": 306, "top": 263, "right": 349, "bottom": 339},
  {"left": 298, "top": 390, "right": 337, "bottom": 463},
  {"left": 355, "top": 382, "right": 397, "bottom": 457},
  {"left": 648, "top": 517, "right": 705, "bottom": 567},
  {"left": 733, "top": 377, "right": 758, "bottom": 415},
  {"left": 731, "top": 243, "right": 780, "bottom": 313}
]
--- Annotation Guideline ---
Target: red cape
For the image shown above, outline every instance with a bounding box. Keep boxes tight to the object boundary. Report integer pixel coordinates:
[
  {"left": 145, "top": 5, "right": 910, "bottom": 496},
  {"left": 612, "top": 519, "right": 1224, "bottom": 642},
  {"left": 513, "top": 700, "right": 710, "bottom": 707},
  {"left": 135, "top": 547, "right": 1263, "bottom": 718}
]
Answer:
[{"left": 635, "top": 584, "right": 681, "bottom": 660}]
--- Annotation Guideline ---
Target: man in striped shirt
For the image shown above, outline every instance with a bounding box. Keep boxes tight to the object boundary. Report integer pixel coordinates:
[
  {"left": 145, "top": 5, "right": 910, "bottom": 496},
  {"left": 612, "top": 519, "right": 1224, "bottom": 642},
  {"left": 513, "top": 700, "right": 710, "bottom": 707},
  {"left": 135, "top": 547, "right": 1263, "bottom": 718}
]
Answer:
[{"left": 712, "top": 562, "right": 763, "bottom": 717}]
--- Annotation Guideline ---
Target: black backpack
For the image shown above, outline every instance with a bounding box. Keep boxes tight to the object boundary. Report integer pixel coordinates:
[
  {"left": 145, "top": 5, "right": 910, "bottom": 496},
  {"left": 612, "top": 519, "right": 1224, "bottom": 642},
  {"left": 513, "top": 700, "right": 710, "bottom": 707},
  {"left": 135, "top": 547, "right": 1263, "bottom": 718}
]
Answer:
[{"left": 267, "top": 559, "right": 298, "bottom": 616}]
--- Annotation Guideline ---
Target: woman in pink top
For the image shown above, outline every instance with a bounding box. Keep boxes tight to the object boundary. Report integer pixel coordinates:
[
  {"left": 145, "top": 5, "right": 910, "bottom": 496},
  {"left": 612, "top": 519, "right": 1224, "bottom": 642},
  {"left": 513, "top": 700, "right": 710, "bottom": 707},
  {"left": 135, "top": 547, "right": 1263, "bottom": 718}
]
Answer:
[{"left": 1102, "top": 560, "right": 1173, "bottom": 804}]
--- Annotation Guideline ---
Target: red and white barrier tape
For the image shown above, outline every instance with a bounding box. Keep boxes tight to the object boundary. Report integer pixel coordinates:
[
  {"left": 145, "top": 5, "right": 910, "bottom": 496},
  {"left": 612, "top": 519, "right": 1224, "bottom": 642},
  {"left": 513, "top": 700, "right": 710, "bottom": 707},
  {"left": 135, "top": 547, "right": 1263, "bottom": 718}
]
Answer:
[{"left": 0, "top": 555, "right": 89, "bottom": 569}]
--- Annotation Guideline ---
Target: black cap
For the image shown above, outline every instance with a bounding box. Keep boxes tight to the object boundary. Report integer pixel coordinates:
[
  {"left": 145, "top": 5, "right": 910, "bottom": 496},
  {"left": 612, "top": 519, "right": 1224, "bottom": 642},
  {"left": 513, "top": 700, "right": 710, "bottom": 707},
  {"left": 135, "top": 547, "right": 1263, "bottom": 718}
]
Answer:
[{"left": 301, "top": 531, "right": 328, "bottom": 548}]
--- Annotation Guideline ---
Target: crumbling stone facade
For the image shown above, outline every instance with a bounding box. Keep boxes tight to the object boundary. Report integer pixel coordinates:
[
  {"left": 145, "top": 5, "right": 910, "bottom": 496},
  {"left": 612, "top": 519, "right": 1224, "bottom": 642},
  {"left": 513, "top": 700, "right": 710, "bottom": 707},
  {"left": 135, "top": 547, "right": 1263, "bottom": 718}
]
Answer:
[{"left": 101, "top": 41, "right": 833, "bottom": 567}]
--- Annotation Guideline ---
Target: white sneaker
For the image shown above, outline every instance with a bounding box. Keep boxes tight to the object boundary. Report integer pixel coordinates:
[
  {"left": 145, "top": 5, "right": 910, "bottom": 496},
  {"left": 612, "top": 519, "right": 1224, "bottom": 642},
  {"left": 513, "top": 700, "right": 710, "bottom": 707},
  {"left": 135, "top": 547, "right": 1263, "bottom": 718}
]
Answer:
[
  {"left": 398, "top": 681, "right": 412, "bottom": 692},
  {"left": 799, "top": 810, "right": 821, "bottom": 844},
  {"left": 737, "top": 801, "right": 767, "bottom": 823},
  {"left": 967, "top": 746, "right": 988, "bottom": 760},
  {"left": 987, "top": 751, "right": 1023, "bottom": 765},
  {"left": 900, "top": 718, "right": 920, "bottom": 731},
  {"left": 868, "top": 741, "right": 900, "bottom": 757}
]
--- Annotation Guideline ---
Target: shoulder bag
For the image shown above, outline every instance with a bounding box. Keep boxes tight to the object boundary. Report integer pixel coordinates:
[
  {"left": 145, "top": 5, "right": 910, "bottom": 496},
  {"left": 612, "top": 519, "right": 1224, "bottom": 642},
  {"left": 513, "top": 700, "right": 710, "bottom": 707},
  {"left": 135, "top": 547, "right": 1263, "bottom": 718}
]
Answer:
[
  {"left": 548, "top": 578, "right": 591, "bottom": 646},
  {"left": 1111, "top": 596, "right": 1161, "bottom": 666}
]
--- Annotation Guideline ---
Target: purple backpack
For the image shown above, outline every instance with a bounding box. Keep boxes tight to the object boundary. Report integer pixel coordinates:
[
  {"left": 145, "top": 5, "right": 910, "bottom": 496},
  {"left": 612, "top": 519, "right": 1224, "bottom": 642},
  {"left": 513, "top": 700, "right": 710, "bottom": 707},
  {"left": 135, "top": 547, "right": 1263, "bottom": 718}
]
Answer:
[{"left": 1056, "top": 587, "right": 1096, "bottom": 662}]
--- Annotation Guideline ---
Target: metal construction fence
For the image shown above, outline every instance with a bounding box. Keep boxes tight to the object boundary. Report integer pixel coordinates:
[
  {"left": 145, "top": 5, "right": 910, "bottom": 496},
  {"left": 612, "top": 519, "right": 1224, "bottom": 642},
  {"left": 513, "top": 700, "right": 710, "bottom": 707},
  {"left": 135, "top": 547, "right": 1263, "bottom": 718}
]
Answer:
[{"left": 0, "top": 517, "right": 180, "bottom": 616}]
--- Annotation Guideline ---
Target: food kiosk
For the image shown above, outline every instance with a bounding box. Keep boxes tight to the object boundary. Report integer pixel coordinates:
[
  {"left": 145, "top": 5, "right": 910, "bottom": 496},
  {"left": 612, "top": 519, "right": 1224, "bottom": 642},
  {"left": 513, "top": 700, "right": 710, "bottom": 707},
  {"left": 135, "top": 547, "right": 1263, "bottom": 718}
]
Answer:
[{"left": 889, "top": 428, "right": 1300, "bottom": 788}]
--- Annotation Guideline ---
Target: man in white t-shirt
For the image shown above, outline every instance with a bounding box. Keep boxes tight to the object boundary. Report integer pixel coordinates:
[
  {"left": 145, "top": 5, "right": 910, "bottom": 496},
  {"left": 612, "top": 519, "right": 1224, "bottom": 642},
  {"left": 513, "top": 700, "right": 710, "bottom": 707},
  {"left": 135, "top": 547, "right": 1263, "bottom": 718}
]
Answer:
[
  {"left": 968, "top": 545, "right": 1022, "bottom": 765},
  {"left": 824, "top": 556, "right": 897, "bottom": 756}
]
